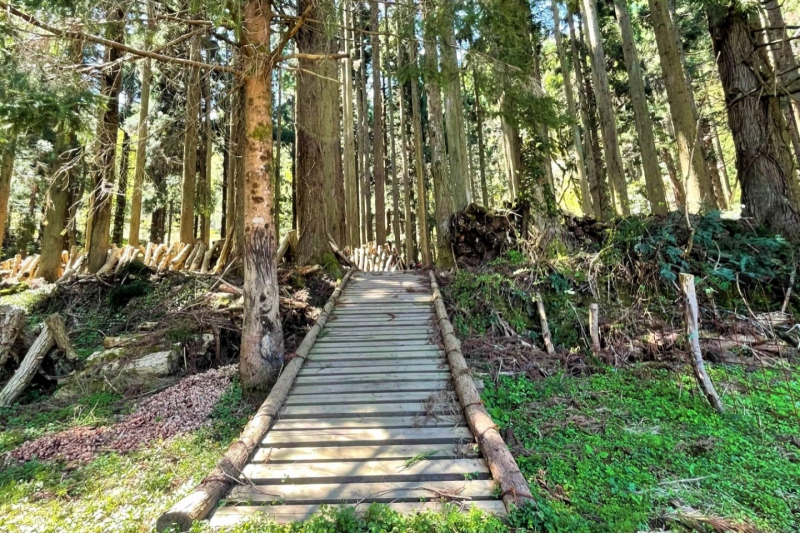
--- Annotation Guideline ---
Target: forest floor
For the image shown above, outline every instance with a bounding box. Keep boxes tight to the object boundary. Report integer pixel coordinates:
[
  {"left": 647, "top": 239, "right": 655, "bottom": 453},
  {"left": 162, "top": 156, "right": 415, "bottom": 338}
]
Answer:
[{"left": 2, "top": 212, "right": 800, "bottom": 533}]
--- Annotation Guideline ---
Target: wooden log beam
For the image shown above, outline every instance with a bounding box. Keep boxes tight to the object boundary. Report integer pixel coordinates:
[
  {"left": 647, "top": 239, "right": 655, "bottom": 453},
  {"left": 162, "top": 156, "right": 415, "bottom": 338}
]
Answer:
[
  {"left": 0, "top": 306, "right": 26, "bottom": 366},
  {"left": 429, "top": 271, "right": 533, "bottom": 511},
  {"left": 535, "top": 292, "right": 555, "bottom": 354},
  {"left": 589, "top": 303, "right": 601, "bottom": 354},
  {"left": 0, "top": 314, "right": 70, "bottom": 407},
  {"left": 156, "top": 268, "right": 354, "bottom": 532}
]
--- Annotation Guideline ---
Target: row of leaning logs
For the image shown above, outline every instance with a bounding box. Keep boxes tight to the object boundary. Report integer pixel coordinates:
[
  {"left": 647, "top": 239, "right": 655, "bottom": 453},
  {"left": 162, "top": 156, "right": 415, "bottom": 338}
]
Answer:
[
  {"left": 348, "top": 242, "right": 406, "bottom": 272},
  {"left": 0, "top": 230, "right": 301, "bottom": 285}
]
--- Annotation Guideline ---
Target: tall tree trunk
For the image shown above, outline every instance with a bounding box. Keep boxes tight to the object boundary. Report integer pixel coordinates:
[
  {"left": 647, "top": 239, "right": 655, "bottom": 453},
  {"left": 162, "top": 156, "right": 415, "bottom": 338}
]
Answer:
[
  {"left": 440, "top": 0, "right": 470, "bottom": 211},
  {"left": 408, "top": 40, "right": 431, "bottom": 266},
  {"left": 661, "top": 146, "right": 686, "bottom": 207},
  {"left": 569, "top": 12, "right": 609, "bottom": 219},
  {"left": 386, "top": 69, "right": 402, "bottom": 251},
  {"left": 580, "top": 0, "right": 630, "bottom": 216},
  {"left": 710, "top": 118, "right": 733, "bottom": 200},
  {"left": 0, "top": 137, "right": 16, "bottom": 252},
  {"left": 649, "top": 0, "right": 714, "bottom": 211},
  {"left": 239, "top": 0, "right": 283, "bottom": 392},
  {"left": 708, "top": 5, "right": 800, "bottom": 237},
  {"left": 128, "top": 2, "right": 153, "bottom": 247},
  {"left": 179, "top": 31, "right": 201, "bottom": 245},
  {"left": 357, "top": 32, "right": 373, "bottom": 244},
  {"left": 762, "top": 0, "right": 800, "bottom": 168},
  {"left": 233, "top": 80, "right": 246, "bottom": 258},
  {"left": 273, "top": 68, "right": 283, "bottom": 239},
  {"left": 296, "top": 0, "right": 339, "bottom": 265},
  {"left": 200, "top": 59, "right": 213, "bottom": 247},
  {"left": 40, "top": 133, "right": 71, "bottom": 281},
  {"left": 112, "top": 130, "right": 130, "bottom": 245},
  {"left": 552, "top": 0, "right": 592, "bottom": 217},
  {"left": 422, "top": 0, "right": 454, "bottom": 268},
  {"left": 221, "top": 130, "right": 228, "bottom": 239},
  {"left": 473, "top": 69, "right": 489, "bottom": 208},
  {"left": 398, "top": 73, "right": 414, "bottom": 263},
  {"left": 87, "top": 6, "right": 124, "bottom": 273},
  {"left": 613, "top": 0, "right": 668, "bottom": 214},
  {"left": 500, "top": 102, "right": 522, "bottom": 201},
  {"left": 371, "top": 0, "right": 386, "bottom": 244},
  {"left": 700, "top": 118, "right": 728, "bottom": 209},
  {"left": 342, "top": 0, "right": 359, "bottom": 248},
  {"left": 531, "top": 43, "right": 556, "bottom": 202}
]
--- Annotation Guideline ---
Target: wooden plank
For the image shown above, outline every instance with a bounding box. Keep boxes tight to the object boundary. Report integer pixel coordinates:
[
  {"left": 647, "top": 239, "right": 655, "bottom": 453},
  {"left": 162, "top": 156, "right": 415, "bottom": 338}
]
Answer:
[
  {"left": 290, "top": 381, "right": 449, "bottom": 395},
  {"left": 308, "top": 352, "right": 444, "bottom": 361},
  {"left": 299, "top": 364, "right": 446, "bottom": 375},
  {"left": 303, "top": 358, "right": 444, "bottom": 368},
  {"left": 313, "top": 337, "right": 433, "bottom": 346},
  {"left": 284, "top": 390, "right": 446, "bottom": 405},
  {"left": 324, "top": 323, "right": 433, "bottom": 332},
  {"left": 271, "top": 415, "right": 465, "bottom": 431},
  {"left": 310, "top": 345, "right": 441, "bottom": 353},
  {"left": 338, "top": 297, "right": 432, "bottom": 304},
  {"left": 280, "top": 402, "right": 451, "bottom": 418},
  {"left": 294, "top": 372, "right": 451, "bottom": 384},
  {"left": 242, "top": 458, "right": 489, "bottom": 484},
  {"left": 252, "top": 444, "right": 478, "bottom": 462},
  {"left": 316, "top": 334, "right": 433, "bottom": 342},
  {"left": 326, "top": 319, "right": 432, "bottom": 327},
  {"left": 263, "top": 427, "right": 473, "bottom": 446},
  {"left": 210, "top": 500, "right": 505, "bottom": 527}
]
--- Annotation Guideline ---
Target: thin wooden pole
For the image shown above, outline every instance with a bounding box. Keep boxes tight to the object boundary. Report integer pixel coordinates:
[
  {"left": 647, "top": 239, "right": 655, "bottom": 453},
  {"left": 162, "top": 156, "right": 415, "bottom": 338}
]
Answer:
[
  {"left": 589, "top": 302, "right": 600, "bottom": 353},
  {"left": 679, "top": 273, "right": 725, "bottom": 414},
  {"left": 535, "top": 292, "right": 555, "bottom": 354}
]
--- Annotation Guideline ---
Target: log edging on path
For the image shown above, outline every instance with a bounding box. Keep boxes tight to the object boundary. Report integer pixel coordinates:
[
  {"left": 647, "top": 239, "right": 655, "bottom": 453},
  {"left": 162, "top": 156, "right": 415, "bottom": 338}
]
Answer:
[
  {"left": 428, "top": 271, "right": 533, "bottom": 511},
  {"left": 156, "top": 268, "right": 355, "bottom": 532}
]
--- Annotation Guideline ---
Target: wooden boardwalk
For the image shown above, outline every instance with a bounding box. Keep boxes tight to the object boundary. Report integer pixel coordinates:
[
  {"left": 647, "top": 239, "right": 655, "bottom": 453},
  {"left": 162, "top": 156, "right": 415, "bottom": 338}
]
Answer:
[{"left": 209, "top": 272, "right": 505, "bottom": 527}]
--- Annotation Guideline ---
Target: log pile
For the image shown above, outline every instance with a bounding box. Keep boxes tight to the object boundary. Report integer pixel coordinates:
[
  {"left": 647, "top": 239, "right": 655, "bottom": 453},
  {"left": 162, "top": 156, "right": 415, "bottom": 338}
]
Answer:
[
  {"left": 450, "top": 203, "right": 516, "bottom": 265},
  {"left": 348, "top": 242, "right": 406, "bottom": 272},
  {"left": 0, "top": 228, "right": 305, "bottom": 285},
  {"left": 562, "top": 215, "right": 613, "bottom": 243}
]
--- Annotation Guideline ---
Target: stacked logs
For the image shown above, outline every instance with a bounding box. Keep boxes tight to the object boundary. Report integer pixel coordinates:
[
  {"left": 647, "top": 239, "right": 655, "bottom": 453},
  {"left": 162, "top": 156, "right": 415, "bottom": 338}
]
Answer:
[
  {"left": 349, "top": 242, "right": 406, "bottom": 272},
  {"left": 562, "top": 215, "right": 612, "bottom": 243},
  {"left": 0, "top": 231, "right": 305, "bottom": 284},
  {"left": 450, "top": 203, "right": 516, "bottom": 265}
]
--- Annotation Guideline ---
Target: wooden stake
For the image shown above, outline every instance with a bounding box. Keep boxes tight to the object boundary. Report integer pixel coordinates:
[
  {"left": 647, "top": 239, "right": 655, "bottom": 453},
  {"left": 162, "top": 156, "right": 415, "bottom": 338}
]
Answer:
[
  {"left": 429, "top": 271, "right": 533, "bottom": 511},
  {"left": 679, "top": 273, "right": 725, "bottom": 414},
  {"left": 535, "top": 292, "right": 555, "bottom": 354},
  {"left": 589, "top": 303, "right": 601, "bottom": 353},
  {"left": 156, "top": 269, "right": 355, "bottom": 532}
]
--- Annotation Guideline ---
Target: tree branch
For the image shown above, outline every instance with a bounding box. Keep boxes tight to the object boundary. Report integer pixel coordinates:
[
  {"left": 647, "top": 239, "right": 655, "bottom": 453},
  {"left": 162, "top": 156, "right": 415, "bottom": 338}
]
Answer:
[
  {"left": 268, "top": 3, "right": 314, "bottom": 68},
  {"left": 0, "top": 0, "right": 240, "bottom": 74}
]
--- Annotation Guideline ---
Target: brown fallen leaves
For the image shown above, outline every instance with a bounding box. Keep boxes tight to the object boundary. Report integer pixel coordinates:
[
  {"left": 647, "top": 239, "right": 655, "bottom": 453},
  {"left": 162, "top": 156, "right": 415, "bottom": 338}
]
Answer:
[{"left": 7, "top": 366, "right": 236, "bottom": 466}]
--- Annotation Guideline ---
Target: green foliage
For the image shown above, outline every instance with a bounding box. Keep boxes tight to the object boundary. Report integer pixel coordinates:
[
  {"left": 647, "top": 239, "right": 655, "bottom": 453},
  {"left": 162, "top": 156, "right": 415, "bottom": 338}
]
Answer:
[
  {"left": 483, "top": 367, "right": 800, "bottom": 532},
  {"left": 445, "top": 270, "right": 532, "bottom": 335},
  {"left": 200, "top": 379, "right": 255, "bottom": 444}
]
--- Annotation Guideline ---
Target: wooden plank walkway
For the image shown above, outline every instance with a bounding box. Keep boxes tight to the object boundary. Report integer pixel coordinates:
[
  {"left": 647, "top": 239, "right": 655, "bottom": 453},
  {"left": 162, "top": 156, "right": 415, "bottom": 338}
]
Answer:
[{"left": 209, "top": 272, "right": 505, "bottom": 527}]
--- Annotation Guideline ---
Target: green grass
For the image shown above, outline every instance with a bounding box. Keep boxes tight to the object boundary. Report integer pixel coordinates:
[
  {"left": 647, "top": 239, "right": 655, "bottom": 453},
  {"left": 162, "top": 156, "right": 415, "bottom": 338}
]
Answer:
[{"left": 482, "top": 366, "right": 800, "bottom": 532}]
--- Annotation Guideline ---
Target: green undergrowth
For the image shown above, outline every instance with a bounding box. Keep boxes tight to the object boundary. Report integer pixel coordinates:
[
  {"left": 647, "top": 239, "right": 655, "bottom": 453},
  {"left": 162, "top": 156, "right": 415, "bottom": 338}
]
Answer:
[
  {"left": 482, "top": 366, "right": 800, "bottom": 532},
  {"left": 0, "top": 380, "right": 252, "bottom": 533}
]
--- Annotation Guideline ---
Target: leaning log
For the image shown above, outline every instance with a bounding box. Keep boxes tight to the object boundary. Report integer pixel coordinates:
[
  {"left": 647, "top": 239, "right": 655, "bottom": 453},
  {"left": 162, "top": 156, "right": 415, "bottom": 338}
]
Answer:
[
  {"left": 0, "top": 314, "right": 72, "bottom": 407},
  {"left": 276, "top": 229, "right": 297, "bottom": 264},
  {"left": 156, "top": 268, "right": 355, "bottom": 532},
  {"left": 429, "top": 271, "right": 532, "bottom": 511},
  {"left": 680, "top": 273, "right": 725, "bottom": 414},
  {"left": 535, "top": 292, "right": 555, "bottom": 354}
]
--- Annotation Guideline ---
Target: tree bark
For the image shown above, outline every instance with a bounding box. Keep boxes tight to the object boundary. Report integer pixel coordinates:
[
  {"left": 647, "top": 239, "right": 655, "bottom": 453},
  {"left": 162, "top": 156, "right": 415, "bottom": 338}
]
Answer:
[
  {"left": 708, "top": 5, "right": 800, "bottom": 237},
  {"left": 87, "top": 6, "right": 124, "bottom": 273},
  {"left": 552, "top": 0, "right": 592, "bottom": 217},
  {"left": 0, "top": 137, "right": 16, "bottom": 252},
  {"left": 342, "top": 0, "right": 359, "bottom": 249},
  {"left": 613, "top": 0, "right": 668, "bottom": 214},
  {"left": 440, "top": 0, "right": 470, "bottom": 211},
  {"left": 179, "top": 31, "right": 201, "bottom": 245},
  {"left": 357, "top": 31, "right": 373, "bottom": 244},
  {"left": 710, "top": 118, "right": 733, "bottom": 201},
  {"left": 40, "top": 134, "right": 71, "bottom": 282},
  {"left": 273, "top": 68, "right": 283, "bottom": 239},
  {"left": 700, "top": 118, "right": 729, "bottom": 210},
  {"left": 200, "top": 56, "right": 213, "bottom": 247},
  {"left": 371, "top": 0, "right": 386, "bottom": 244},
  {"left": 408, "top": 40, "right": 431, "bottom": 266},
  {"left": 112, "top": 129, "right": 130, "bottom": 245},
  {"left": 649, "top": 0, "right": 714, "bottom": 211},
  {"left": 239, "top": 0, "right": 284, "bottom": 392},
  {"left": 295, "top": 0, "right": 339, "bottom": 265},
  {"left": 661, "top": 146, "right": 686, "bottom": 207},
  {"left": 422, "top": 0, "right": 454, "bottom": 268},
  {"left": 580, "top": 0, "right": 629, "bottom": 216}
]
